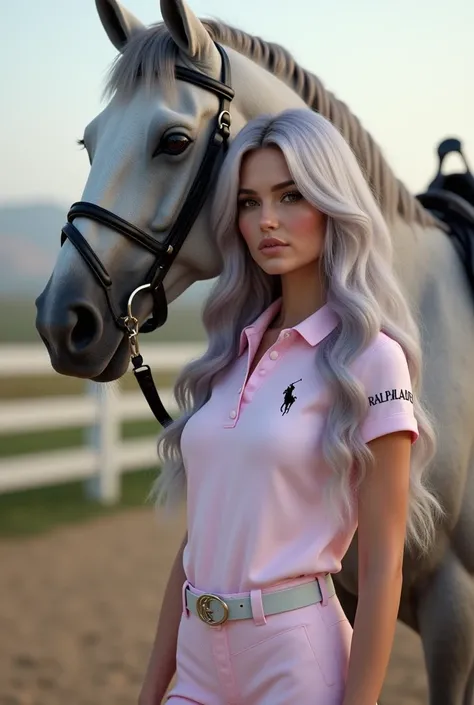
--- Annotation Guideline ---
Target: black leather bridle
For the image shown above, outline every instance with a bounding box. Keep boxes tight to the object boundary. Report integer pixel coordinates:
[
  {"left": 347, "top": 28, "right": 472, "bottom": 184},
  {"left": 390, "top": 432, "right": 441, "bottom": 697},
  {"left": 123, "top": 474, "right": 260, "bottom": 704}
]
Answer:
[{"left": 60, "top": 43, "right": 234, "bottom": 427}]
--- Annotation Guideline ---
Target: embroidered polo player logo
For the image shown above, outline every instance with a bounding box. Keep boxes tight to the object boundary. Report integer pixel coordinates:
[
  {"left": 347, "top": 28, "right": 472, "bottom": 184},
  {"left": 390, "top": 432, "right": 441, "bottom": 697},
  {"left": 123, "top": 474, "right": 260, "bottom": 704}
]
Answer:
[{"left": 280, "top": 378, "right": 302, "bottom": 415}]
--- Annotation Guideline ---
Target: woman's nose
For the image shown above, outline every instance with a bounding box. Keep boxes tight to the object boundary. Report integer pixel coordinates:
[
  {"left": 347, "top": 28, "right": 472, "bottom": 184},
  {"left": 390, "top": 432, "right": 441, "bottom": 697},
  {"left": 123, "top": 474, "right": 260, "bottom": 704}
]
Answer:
[{"left": 259, "top": 207, "right": 278, "bottom": 231}]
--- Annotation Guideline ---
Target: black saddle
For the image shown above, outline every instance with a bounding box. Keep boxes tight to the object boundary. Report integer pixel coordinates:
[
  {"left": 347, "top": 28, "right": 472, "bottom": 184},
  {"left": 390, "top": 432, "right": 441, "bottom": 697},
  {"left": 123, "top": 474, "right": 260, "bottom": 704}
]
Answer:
[{"left": 416, "top": 138, "right": 474, "bottom": 301}]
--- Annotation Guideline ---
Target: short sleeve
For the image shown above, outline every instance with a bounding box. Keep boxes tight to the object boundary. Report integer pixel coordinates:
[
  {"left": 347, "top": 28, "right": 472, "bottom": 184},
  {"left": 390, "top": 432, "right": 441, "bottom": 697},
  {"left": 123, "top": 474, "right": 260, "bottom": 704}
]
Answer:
[{"left": 356, "top": 336, "right": 419, "bottom": 444}]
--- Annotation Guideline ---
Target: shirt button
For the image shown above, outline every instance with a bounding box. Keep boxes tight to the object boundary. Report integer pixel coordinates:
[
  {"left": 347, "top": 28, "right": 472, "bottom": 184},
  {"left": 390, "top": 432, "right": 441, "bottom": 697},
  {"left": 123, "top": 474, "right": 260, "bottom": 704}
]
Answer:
[
  {"left": 229, "top": 410, "right": 237, "bottom": 419},
  {"left": 283, "top": 331, "right": 291, "bottom": 338},
  {"left": 269, "top": 350, "right": 279, "bottom": 360}
]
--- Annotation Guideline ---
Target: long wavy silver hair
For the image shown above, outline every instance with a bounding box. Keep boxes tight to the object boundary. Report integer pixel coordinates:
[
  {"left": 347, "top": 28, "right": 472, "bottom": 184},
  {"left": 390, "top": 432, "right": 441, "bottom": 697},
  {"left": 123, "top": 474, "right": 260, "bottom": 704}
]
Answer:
[{"left": 150, "top": 108, "right": 443, "bottom": 554}]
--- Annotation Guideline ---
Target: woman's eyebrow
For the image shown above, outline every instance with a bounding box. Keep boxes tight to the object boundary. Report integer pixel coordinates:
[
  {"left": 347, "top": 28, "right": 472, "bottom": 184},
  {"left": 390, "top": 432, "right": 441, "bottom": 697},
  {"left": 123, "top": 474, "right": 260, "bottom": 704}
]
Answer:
[{"left": 238, "top": 179, "right": 295, "bottom": 195}]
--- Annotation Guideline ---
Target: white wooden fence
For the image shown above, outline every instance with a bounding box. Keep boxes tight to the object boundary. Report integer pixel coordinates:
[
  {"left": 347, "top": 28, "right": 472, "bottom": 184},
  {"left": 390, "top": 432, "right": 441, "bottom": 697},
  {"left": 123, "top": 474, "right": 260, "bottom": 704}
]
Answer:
[{"left": 0, "top": 343, "right": 204, "bottom": 503}]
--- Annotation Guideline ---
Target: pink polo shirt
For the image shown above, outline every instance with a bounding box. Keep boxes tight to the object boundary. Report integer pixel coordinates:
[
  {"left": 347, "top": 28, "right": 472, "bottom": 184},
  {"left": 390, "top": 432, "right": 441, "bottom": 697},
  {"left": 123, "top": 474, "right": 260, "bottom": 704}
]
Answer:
[{"left": 180, "top": 298, "right": 418, "bottom": 594}]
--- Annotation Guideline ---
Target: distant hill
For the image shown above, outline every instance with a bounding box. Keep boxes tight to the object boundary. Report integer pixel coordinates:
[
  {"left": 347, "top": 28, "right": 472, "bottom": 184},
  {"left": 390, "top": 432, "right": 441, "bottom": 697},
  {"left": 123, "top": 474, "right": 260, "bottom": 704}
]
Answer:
[
  {"left": 0, "top": 202, "right": 65, "bottom": 297},
  {"left": 0, "top": 201, "right": 213, "bottom": 306}
]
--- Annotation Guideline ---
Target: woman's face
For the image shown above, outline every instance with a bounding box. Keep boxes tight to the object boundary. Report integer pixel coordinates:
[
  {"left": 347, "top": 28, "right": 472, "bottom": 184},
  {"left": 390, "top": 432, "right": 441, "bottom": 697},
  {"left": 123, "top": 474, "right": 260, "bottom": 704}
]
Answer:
[{"left": 237, "top": 146, "right": 326, "bottom": 277}]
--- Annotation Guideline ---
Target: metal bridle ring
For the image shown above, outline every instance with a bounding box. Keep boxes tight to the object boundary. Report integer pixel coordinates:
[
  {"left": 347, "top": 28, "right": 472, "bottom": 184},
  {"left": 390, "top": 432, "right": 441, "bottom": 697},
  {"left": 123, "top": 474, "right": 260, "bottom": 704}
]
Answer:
[
  {"left": 218, "top": 110, "right": 231, "bottom": 131},
  {"left": 126, "top": 283, "right": 151, "bottom": 322}
]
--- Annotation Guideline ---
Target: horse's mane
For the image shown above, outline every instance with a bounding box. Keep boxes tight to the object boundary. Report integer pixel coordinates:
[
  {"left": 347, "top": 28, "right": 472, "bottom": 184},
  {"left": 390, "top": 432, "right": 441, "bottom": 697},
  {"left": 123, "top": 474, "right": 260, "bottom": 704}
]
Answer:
[{"left": 105, "top": 19, "right": 438, "bottom": 228}]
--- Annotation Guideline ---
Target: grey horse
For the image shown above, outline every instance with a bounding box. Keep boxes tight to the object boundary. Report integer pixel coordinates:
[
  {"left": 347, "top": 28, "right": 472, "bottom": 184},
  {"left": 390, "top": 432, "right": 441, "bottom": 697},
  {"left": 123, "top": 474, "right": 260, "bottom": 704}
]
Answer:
[{"left": 35, "top": 1, "right": 474, "bottom": 703}]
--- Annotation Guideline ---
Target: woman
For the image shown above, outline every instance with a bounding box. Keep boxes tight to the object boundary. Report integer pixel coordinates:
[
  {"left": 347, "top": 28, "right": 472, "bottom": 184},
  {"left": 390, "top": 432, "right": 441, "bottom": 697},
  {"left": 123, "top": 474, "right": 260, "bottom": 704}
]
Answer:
[{"left": 139, "top": 108, "right": 443, "bottom": 705}]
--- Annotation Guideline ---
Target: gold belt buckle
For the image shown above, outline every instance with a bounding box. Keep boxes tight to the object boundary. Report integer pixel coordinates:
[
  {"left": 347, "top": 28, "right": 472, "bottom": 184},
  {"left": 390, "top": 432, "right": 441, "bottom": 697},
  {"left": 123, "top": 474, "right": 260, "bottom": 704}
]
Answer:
[{"left": 195, "top": 593, "right": 229, "bottom": 626}]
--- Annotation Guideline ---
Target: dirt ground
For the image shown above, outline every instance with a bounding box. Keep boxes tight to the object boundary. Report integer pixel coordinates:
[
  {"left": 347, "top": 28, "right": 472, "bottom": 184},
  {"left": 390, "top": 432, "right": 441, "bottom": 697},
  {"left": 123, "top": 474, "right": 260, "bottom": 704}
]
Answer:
[{"left": 0, "top": 508, "right": 429, "bottom": 705}]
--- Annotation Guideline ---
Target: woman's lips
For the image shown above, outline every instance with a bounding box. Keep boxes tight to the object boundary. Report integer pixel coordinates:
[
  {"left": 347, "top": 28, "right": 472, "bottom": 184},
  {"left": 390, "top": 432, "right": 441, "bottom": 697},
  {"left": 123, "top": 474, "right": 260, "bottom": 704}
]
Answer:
[
  {"left": 259, "top": 244, "right": 289, "bottom": 255},
  {"left": 258, "top": 237, "right": 289, "bottom": 255},
  {"left": 258, "top": 237, "right": 287, "bottom": 250}
]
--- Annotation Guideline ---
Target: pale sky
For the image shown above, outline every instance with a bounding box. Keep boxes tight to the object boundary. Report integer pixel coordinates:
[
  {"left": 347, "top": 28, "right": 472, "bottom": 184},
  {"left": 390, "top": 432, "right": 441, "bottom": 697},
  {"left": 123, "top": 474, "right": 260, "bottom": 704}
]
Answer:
[{"left": 1, "top": 0, "right": 472, "bottom": 207}]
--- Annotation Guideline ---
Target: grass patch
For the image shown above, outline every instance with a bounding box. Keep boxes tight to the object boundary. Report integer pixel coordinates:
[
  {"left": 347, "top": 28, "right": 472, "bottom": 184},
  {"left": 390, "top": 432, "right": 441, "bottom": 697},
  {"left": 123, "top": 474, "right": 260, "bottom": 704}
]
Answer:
[
  {"left": 0, "top": 370, "right": 179, "bottom": 400},
  {"left": 0, "top": 298, "right": 207, "bottom": 344},
  {"left": 0, "top": 419, "right": 160, "bottom": 458},
  {"left": 0, "top": 467, "right": 159, "bottom": 538},
  {"left": 0, "top": 374, "right": 85, "bottom": 400},
  {"left": 0, "top": 299, "right": 38, "bottom": 343},
  {"left": 0, "top": 426, "right": 84, "bottom": 458}
]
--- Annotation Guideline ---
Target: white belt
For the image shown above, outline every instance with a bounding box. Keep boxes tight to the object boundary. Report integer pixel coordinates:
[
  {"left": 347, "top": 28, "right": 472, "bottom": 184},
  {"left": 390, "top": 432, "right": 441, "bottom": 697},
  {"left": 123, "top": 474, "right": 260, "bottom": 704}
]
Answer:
[{"left": 185, "top": 574, "right": 335, "bottom": 626}]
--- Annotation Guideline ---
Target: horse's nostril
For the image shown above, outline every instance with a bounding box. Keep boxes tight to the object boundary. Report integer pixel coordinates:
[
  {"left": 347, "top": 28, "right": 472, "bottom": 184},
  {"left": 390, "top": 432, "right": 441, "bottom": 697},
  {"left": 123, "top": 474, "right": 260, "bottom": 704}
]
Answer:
[{"left": 69, "top": 304, "right": 103, "bottom": 352}]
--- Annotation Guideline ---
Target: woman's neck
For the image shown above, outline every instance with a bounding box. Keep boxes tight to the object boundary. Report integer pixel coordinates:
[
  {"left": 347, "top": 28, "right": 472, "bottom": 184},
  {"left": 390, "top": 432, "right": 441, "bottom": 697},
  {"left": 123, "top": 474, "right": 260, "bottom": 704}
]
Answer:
[{"left": 270, "top": 264, "right": 326, "bottom": 330}]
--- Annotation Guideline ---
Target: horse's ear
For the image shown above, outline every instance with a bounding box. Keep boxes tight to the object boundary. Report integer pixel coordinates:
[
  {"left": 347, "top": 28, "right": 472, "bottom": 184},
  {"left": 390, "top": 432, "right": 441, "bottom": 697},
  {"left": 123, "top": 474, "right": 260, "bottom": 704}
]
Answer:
[
  {"left": 160, "top": 0, "right": 218, "bottom": 67},
  {"left": 95, "top": 0, "right": 145, "bottom": 51}
]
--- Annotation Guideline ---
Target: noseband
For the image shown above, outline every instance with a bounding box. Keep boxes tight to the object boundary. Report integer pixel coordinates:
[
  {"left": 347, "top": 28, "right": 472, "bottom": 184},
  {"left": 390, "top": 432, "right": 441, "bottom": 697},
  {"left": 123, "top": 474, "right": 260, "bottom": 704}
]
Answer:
[{"left": 60, "top": 43, "right": 234, "bottom": 427}]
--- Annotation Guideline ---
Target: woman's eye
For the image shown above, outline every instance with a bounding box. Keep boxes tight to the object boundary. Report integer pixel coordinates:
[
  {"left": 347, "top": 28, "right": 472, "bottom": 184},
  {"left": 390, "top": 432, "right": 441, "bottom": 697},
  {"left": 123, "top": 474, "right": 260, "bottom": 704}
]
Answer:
[
  {"left": 153, "top": 133, "right": 193, "bottom": 157},
  {"left": 282, "top": 191, "right": 302, "bottom": 203},
  {"left": 238, "top": 198, "right": 258, "bottom": 209}
]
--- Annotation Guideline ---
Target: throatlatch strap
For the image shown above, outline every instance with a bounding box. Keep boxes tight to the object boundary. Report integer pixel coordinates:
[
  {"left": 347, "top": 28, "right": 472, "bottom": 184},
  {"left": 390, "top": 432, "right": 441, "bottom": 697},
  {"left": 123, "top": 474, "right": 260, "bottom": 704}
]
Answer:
[{"left": 131, "top": 355, "right": 173, "bottom": 427}]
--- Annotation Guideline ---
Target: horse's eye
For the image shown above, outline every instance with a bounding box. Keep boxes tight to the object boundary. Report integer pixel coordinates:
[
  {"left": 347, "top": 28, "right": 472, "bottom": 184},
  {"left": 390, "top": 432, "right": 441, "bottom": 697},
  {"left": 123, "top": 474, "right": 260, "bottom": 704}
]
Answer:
[{"left": 154, "top": 133, "right": 193, "bottom": 157}]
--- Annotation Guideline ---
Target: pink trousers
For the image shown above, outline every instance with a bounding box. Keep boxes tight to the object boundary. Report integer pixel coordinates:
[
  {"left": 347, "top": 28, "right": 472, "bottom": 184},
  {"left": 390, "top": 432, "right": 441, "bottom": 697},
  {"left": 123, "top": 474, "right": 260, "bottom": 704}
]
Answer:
[{"left": 166, "top": 576, "right": 353, "bottom": 705}]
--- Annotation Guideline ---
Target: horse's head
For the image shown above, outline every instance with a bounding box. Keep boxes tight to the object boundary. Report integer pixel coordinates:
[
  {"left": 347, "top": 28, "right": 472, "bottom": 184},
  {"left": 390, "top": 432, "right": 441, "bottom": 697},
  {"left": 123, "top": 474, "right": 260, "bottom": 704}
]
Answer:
[{"left": 36, "top": 0, "right": 247, "bottom": 382}]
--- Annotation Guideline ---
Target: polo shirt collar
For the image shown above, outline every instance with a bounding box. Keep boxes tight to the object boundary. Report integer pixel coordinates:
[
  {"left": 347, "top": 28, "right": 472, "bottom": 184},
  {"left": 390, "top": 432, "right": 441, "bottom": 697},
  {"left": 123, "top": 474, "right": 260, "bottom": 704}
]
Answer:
[
  {"left": 239, "top": 298, "right": 340, "bottom": 354},
  {"left": 294, "top": 302, "right": 340, "bottom": 346},
  {"left": 239, "top": 299, "right": 281, "bottom": 354}
]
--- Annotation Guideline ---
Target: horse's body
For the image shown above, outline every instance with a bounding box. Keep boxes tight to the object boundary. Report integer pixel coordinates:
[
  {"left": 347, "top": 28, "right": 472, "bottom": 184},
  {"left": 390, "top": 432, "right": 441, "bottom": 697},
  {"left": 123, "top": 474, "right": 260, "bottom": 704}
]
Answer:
[{"left": 35, "top": 2, "right": 474, "bottom": 702}]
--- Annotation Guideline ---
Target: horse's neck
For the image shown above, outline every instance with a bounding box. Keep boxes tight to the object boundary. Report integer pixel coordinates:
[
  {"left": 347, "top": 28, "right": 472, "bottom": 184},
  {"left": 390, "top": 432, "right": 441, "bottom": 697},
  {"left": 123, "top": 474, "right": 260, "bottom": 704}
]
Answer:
[
  {"left": 391, "top": 217, "right": 452, "bottom": 306},
  {"left": 228, "top": 48, "right": 307, "bottom": 120}
]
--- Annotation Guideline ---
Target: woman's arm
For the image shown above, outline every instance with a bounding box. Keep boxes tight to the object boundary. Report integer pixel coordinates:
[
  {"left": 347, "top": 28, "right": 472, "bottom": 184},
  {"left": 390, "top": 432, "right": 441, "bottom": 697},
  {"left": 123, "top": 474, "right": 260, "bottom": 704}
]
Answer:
[
  {"left": 342, "top": 430, "right": 412, "bottom": 705},
  {"left": 138, "top": 532, "right": 188, "bottom": 705}
]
